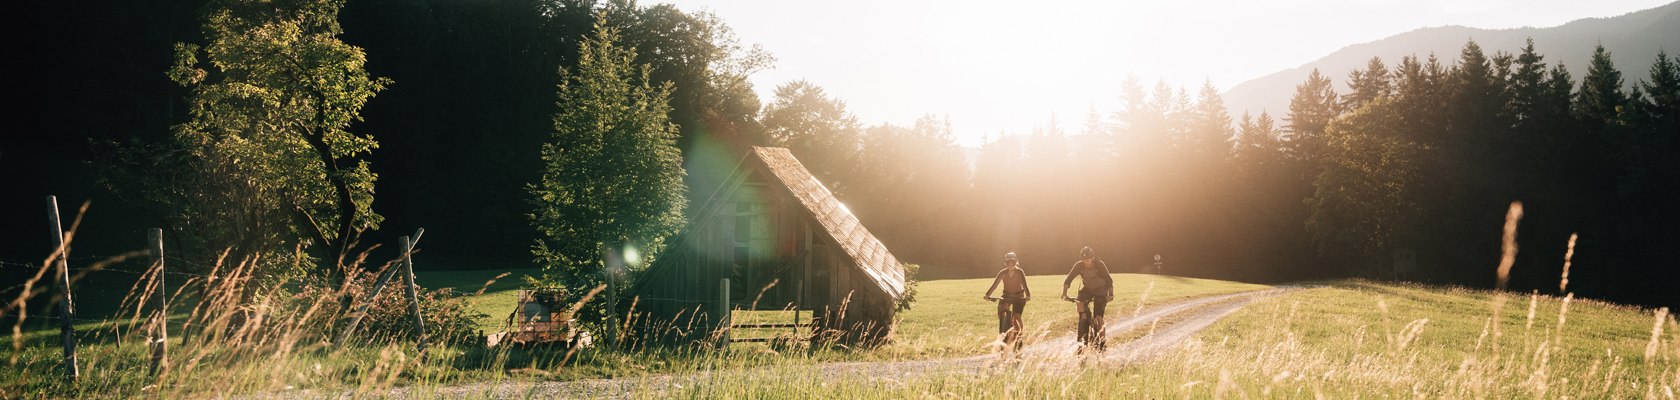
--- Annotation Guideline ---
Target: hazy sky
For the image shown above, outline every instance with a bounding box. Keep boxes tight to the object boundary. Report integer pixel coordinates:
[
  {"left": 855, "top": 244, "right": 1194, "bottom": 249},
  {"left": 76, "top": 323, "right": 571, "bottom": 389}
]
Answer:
[{"left": 661, "top": 0, "right": 1673, "bottom": 146}]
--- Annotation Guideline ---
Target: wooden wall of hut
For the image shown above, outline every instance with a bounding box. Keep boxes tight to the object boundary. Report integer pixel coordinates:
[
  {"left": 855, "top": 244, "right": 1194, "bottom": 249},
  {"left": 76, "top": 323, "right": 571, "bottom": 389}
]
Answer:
[{"left": 629, "top": 157, "right": 899, "bottom": 347}]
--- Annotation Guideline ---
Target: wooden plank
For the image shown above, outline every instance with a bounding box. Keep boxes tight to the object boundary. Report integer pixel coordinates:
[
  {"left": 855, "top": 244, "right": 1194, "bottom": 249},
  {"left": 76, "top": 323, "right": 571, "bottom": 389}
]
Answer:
[
  {"left": 730, "top": 323, "right": 808, "bottom": 329},
  {"left": 729, "top": 337, "right": 779, "bottom": 343}
]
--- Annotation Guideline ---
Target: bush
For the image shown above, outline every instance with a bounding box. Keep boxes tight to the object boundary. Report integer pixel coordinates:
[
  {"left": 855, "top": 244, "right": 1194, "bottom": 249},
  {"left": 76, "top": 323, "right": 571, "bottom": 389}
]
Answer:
[
  {"left": 896, "top": 263, "right": 921, "bottom": 312},
  {"left": 328, "top": 268, "right": 487, "bottom": 346}
]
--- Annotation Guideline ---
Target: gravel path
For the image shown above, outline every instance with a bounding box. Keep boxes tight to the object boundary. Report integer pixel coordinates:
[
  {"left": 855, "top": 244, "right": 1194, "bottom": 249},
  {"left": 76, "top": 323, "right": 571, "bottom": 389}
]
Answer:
[{"left": 282, "top": 287, "right": 1296, "bottom": 399}]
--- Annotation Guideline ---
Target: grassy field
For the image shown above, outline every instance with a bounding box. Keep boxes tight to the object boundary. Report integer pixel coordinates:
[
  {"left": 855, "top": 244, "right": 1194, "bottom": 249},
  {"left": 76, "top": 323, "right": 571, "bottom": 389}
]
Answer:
[
  {"left": 629, "top": 280, "right": 1678, "bottom": 398},
  {"left": 6, "top": 267, "right": 1674, "bottom": 398},
  {"left": 413, "top": 267, "right": 537, "bottom": 330},
  {"left": 417, "top": 270, "right": 1268, "bottom": 360},
  {"left": 410, "top": 268, "right": 1268, "bottom": 362},
  {"left": 877, "top": 274, "right": 1268, "bottom": 360},
  {"left": 1, "top": 268, "right": 1260, "bottom": 396},
  {"left": 1137, "top": 281, "right": 1680, "bottom": 397}
]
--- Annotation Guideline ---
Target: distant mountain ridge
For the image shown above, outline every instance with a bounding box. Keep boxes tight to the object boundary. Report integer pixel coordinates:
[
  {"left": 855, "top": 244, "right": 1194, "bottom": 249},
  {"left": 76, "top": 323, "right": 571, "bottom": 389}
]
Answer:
[{"left": 1224, "top": 1, "right": 1680, "bottom": 118}]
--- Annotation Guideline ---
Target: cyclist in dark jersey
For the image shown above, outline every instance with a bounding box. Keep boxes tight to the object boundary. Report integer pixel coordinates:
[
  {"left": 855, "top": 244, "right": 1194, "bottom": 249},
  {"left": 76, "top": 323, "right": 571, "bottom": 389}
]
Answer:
[
  {"left": 984, "top": 252, "right": 1030, "bottom": 352},
  {"left": 1060, "top": 246, "right": 1113, "bottom": 351}
]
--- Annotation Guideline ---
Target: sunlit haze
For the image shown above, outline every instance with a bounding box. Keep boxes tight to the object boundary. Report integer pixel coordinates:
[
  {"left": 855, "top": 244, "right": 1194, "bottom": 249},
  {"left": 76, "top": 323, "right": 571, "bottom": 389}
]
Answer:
[{"left": 664, "top": 0, "right": 1673, "bottom": 146}]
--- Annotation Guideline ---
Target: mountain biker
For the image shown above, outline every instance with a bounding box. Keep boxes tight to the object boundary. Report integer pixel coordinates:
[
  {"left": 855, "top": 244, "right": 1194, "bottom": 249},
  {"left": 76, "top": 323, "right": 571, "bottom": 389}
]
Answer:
[
  {"left": 984, "top": 252, "right": 1030, "bottom": 352},
  {"left": 1061, "top": 246, "right": 1113, "bottom": 352}
]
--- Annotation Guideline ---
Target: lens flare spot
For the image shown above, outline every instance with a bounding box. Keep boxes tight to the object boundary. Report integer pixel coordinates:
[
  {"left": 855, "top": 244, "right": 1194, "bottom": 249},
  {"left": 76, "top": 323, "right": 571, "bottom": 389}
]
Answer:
[{"left": 623, "top": 245, "right": 642, "bottom": 267}]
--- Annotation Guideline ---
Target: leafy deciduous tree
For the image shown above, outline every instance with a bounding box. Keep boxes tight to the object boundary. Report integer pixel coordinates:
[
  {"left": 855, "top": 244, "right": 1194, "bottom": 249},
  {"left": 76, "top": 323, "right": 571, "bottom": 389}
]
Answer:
[
  {"left": 761, "top": 80, "right": 864, "bottom": 195},
  {"left": 163, "top": 0, "right": 388, "bottom": 280}
]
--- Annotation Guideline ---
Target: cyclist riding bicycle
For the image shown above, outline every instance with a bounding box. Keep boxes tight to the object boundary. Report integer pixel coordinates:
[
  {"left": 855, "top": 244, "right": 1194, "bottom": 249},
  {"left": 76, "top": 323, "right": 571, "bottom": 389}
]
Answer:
[{"left": 1060, "top": 246, "right": 1112, "bottom": 352}]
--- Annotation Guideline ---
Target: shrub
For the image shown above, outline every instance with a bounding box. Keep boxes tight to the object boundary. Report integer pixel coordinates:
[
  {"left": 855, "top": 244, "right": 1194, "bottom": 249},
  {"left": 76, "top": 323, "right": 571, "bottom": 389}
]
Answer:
[
  {"left": 896, "top": 263, "right": 921, "bottom": 312},
  {"left": 323, "top": 268, "right": 487, "bottom": 346}
]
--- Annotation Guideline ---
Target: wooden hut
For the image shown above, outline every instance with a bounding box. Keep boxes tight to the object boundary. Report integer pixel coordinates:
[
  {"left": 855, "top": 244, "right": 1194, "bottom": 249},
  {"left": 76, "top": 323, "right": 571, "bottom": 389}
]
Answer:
[{"left": 632, "top": 147, "right": 905, "bottom": 346}]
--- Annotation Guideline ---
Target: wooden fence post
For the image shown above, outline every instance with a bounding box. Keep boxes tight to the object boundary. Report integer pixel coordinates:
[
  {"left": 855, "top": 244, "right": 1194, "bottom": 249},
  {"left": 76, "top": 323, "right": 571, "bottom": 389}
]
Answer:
[
  {"left": 399, "top": 236, "right": 428, "bottom": 356},
  {"left": 603, "top": 245, "right": 622, "bottom": 349},
  {"left": 45, "top": 195, "right": 79, "bottom": 383},
  {"left": 793, "top": 287, "right": 802, "bottom": 339},
  {"left": 148, "top": 228, "right": 168, "bottom": 378},
  {"left": 334, "top": 228, "right": 423, "bottom": 346},
  {"left": 605, "top": 269, "right": 616, "bottom": 348},
  {"left": 718, "top": 278, "right": 730, "bottom": 349}
]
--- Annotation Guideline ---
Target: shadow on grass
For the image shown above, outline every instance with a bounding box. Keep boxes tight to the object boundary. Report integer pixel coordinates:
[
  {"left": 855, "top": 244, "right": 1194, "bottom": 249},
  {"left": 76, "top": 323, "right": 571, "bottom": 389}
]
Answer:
[
  {"left": 1319, "top": 279, "right": 1512, "bottom": 311},
  {"left": 441, "top": 336, "right": 883, "bottom": 382}
]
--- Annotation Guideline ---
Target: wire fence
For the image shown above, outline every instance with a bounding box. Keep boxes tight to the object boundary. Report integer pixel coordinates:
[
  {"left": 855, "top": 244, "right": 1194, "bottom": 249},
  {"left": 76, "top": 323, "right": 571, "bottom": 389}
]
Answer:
[
  {"left": 0, "top": 253, "right": 445, "bottom": 337},
  {"left": 6, "top": 257, "right": 800, "bottom": 310},
  {"left": 14, "top": 199, "right": 460, "bottom": 382},
  {"left": 0, "top": 253, "right": 431, "bottom": 281},
  {"left": 0, "top": 256, "right": 217, "bottom": 280},
  {"left": 5, "top": 312, "right": 259, "bottom": 332},
  {"left": 1, "top": 252, "right": 518, "bottom": 302}
]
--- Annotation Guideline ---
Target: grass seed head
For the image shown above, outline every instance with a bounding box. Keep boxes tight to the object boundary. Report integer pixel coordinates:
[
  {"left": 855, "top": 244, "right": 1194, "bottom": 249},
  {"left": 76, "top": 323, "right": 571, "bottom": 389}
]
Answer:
[
  {"left": 1496, "top": 201, "right": 1523, "bottom": 291},
  {"left": 1559, "top": 233, "right": 1577, "bottom": 293}
]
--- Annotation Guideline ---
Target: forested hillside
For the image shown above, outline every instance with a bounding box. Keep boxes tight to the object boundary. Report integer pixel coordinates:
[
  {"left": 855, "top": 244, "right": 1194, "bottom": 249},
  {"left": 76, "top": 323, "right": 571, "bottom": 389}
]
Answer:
[{"left": 1225, "top": 1, "right": 1680, "bottom": 116}]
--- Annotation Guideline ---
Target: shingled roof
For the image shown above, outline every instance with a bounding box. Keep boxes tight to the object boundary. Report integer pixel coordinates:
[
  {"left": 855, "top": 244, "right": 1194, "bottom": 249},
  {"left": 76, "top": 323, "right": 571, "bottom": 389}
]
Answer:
[{"left": 750, "top": 147, "right": 907, "bottom": 299}]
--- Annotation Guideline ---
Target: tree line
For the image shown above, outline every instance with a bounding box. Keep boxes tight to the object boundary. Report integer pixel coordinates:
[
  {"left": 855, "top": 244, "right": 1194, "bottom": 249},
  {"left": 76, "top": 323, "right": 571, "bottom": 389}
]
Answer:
[
  {"left": 847, "top": 39, "right": 1677, "bottom": 309},
  {"left": 774, "top": 39, "right": 1678, "bottom": 310}
]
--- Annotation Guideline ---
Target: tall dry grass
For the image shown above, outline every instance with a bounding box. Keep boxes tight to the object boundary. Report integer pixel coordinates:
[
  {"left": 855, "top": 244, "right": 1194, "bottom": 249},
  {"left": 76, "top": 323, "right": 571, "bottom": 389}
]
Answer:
[
  {"left": 3, "top": 215, "right": 497, "bottom": 397},
  {"left": 6, "top": 199, "right": 1674, "bottom": 398},
  {"left": 2, "top": 218, "right": 913, "bottom": 399}
]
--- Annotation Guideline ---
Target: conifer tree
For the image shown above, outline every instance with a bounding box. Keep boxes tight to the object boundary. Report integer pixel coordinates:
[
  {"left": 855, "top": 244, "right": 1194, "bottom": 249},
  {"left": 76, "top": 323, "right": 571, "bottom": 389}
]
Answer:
[
  {"left": 1576, "top": 44, "right": 1628, "bottom": 127},
  {"left": 1113, "top": 76, "right": 1155, "bottom": 138},
  {"left": 1546, "top": 63, "right": 1576, "bottom": 123},
  {"left": 1506, "top": 39, "right": 1551, "bottom": 128},
  {"left": 1236, "top": 111, "right": 1282, "bottom": 170},
  {"left": 1305, "top": 98, "right": 1420, "bottom": 273},
  {"left": 529, "top": 15, "right": 687, "bottom": 315},
  {"left": 1450, "top": 40, "right": 1508, "bottom": 136},
  {"left": 1189, "top": 81, "right": 1235, "bottom": 161},
  {"left": 1343, "top": 57, "right": 1392, "bottom": 110},
  {"left": 1392, "top": 54, "right": 1451, "bottom": 133},
  {"left": 1285, "top": 69, "right": 1340, "bottom": 163},
  {"left": 1636, "top": 51, "right": 1679, "bottom": 124}
]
